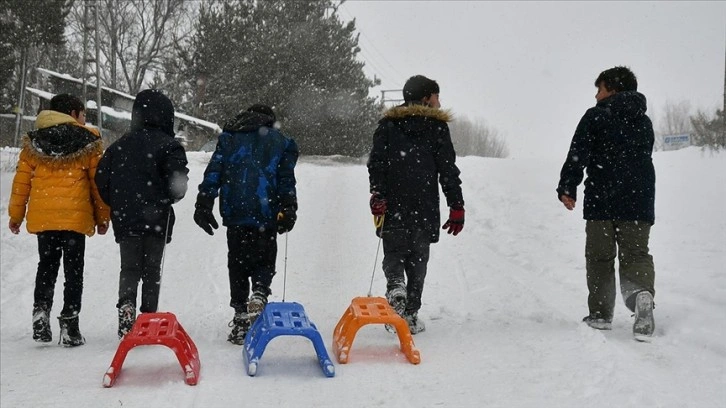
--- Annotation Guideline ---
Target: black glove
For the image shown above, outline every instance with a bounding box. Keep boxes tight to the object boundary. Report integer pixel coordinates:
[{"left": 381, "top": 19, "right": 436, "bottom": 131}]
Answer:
[
  {"left": 277, "top": 207, "right": 297, "bottom": 234},
  {"left": 194, "top": 194, "right": 219, "bottom": 235}
]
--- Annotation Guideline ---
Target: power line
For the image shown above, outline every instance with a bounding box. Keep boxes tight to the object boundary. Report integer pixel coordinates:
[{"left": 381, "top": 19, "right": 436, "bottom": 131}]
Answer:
[{"left": 338, "top": 3, "right": 407, "bottom": 88}]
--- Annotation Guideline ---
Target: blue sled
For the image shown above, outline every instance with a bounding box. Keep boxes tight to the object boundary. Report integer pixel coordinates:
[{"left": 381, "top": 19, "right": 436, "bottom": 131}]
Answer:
[{"left": 243, "top": 301, "right": 335, "bottom": 377}]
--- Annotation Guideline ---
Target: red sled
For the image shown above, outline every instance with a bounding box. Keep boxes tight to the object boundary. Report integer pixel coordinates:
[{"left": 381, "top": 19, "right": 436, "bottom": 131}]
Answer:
[{"left": 103, "top": 312, "right": 200, "bottom": 387}]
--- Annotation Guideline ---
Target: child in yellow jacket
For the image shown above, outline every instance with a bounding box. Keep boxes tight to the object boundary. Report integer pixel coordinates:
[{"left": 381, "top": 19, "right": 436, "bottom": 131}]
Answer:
[{"left": 7, "top": 93, "right": 110, "bottom": 347}]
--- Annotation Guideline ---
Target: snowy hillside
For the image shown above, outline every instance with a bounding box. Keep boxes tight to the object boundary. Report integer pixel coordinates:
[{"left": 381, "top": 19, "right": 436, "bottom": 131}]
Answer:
[{"left": 1, "top": 147, "right": 724, "bottom": 408}]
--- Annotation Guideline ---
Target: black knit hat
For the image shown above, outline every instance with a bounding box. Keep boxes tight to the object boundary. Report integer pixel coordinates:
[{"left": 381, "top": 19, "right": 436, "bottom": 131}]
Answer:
[
  {"left": 246, "top": 104, "right": 276, "bottom": 126},
  {"left": 402, "top": 75, "right": 440, "bottom": 102}
]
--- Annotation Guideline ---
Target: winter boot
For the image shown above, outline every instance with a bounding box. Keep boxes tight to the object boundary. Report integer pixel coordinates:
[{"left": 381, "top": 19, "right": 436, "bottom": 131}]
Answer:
[
  {"left": 58, "top": 315, "right": 85, "bottom": 347},
  {"left": 118, "top": 302, "right": 136, "bottom": 339},
  {"left": 404, "top": 311, "right": 426, "bottom": 335},
  {"left": 227, "top": 311, "right": 251, "bottom": 345},
  {"left": 582, "top": 314, "right": 612, "bottom": 330},
  {"left": 32, "top": 304, "right": 52, "bottom": 343},
  {"left": 633, "top": 291, "right": 655, "bottom": 341},
  {"left": 247, "top": 291, "right": 268, "bottom": 325},
  {"left": 385, "top": 284, "right": 407, "bottom": 316}
]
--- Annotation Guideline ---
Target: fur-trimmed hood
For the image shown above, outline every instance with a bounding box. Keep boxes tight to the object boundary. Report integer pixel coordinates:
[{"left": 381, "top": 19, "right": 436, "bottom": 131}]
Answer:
[
  {"left": 383, "top": 104, "right": 452, "bottom": 122},
  {"left": 24, "top": 110, "right": 102, "bottom": 164}
]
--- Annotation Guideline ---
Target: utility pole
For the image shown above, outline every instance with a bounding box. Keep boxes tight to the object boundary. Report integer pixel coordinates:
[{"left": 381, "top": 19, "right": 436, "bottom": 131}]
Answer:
[
  {"left": 12, "top": 50, "right": 28, "bottom": 147},
  {"left": 82, "top": 4, "right": 89, "bottom": 106},
  {"left": 82, "top": 1, "right": 103, "bottom": 133},
  {"left": 95, "top": 0, "right": 103, "bottom": 133},
  {"left": 722, "top": 31, "right": 725, "bottom": 147}
]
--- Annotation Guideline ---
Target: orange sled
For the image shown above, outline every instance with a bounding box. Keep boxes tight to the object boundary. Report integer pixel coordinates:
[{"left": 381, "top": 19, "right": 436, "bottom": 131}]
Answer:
[{"left": 332, "top": 296, "right": 420, "bottom": 364}]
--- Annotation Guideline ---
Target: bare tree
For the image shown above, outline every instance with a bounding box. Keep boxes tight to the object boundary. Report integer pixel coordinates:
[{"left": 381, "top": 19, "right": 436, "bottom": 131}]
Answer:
[
  {"left": 449, "top": 115, "right": 508, "bottom": 158},
  {"left": 67, "top": 0, "right": 195, "bottom": 94}
]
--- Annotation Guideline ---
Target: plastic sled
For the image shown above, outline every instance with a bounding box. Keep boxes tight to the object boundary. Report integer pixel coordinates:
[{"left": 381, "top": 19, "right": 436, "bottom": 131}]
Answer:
[
  {"left": 333, "top": 296, "right": 420, "bottom": 364},
  {"left": 243, "top": 301, "right": 335, "bottom": 377},
  {"left": 103, "top": 312, "right": 200, "bottom": 387}
]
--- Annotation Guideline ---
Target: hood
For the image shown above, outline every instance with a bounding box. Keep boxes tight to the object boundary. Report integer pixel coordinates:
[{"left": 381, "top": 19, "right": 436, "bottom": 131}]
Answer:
[
  {"left": 25, "top": 114, "right": 100, "bottom": 161},
  {"left": 35, "top": 110, "right": 80, "bottom": 129},
  {"left": 383, "top": 103, "right": 452, "bottom": 122},
  {"left": 382, "top": 103, "right": 452, "bottom": 137},
  {"left": 131, "top": 89, "right": 175, "bottom": 137},
  {"left": 598, "top": 91, "right": 648, "bottom": 120},
  {"left": 222, "top": 111, "right": 275, "bottom": 133}
]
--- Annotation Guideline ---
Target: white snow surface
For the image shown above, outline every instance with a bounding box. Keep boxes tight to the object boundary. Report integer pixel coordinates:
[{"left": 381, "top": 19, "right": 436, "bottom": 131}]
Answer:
[{"left": 1, "top": 147, "right": 724, "bottom": 407}]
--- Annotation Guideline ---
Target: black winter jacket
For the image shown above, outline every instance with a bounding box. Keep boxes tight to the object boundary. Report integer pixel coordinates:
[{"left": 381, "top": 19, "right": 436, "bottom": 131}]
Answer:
[
  {"left": 95, "top": 90, "right": 189, "bottom": 243},
  {"left": 557, "top": 91, "right": 655, "bottom": 224},
  {"left": 368, "top": 104, "right": 464, "bottom": 243}
]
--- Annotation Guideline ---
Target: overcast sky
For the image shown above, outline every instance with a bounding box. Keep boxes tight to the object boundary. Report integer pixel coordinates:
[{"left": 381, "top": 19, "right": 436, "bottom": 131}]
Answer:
[{"left": 339, "top": 1, "right": 726, "bottom": 158}]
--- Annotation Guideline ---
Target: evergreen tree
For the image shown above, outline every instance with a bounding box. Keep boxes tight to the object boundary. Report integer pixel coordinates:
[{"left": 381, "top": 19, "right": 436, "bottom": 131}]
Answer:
[
  {"left": 189, "top": 0, "right": 380, "bottom": 156},
  {"left": 0, "top": 0, "right": 71, "bottom": 113},
  {"left": 690, "top": 109, "right": 726, "bottom": 151}
]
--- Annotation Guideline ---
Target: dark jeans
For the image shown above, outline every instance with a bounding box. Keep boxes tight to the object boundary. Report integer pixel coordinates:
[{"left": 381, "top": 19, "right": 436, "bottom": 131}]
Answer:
[
  {"left": 585, "top": 220, "right": 655, "bottom": 318},
  {"left": 382, "top": 228, "right": 431, "bottom": 314},
  {"left": 118, "top": 236, "right": 165, "bottom": 313},
  {"left": 34, "top": 231, "right": 86, "bottom": 317},
  {"left": 227, "top": 226, "right": 277, "bottom": 313}
]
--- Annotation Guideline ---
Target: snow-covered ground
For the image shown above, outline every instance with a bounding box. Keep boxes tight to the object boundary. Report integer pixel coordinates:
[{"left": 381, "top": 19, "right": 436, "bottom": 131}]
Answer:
[{"left": 1, "top": 147, "right": 724, "bottom": 407}]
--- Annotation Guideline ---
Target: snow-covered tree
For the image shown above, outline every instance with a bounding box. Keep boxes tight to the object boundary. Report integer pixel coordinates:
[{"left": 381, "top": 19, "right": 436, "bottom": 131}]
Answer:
[{"left": 188, "top": 0, "right": 381, "bottom": 156}]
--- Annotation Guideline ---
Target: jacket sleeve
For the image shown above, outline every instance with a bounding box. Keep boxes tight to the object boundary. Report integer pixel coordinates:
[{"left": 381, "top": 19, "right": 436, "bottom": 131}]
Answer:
[
  {"left": 197, "top": 135, "right": 226, "bottom": 199},
  {"left": 367, "top": 121, "right": 389, "bottom": 196},
  {"left": 557, "top": 110, "right": 596, "bottom": 201},
  {"left": 88, "top": 144, "right": 111, "bottom": 225},
  {"left": 7, "top": 149, "right": 33, "bottom": 223},
  {"left": 434, "top": 123, "right": 464, "bottom": 208},
  {"left": 161, "top": 139, "right": 189, "bottom": 204},
  {"left": 95, "top": 148, "right": 112, "bottom": 207},
  {"left": 277, "top": 137, "right": 299, "bottom": 209}
]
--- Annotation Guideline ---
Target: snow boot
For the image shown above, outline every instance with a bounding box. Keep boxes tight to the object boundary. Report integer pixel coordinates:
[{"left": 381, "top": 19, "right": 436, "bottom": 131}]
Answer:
[
  {"left": 633, "top": 291, "right": 655, "bottom": 341},
  {"left": 385, "top": 311, "right": 426, "bottom": 334},
  {"left": 58, "top": 315, "right": 85, "bottom": 347},
  {"left": 247, "top": 291, "right": 268, "bottom": 325},
  {"left": 227, "top": 311, "right": 251, "bottom": 345},
  {"left": 582, "top": 314, "right": 612, "bottom": 330},
  {"left": 385, "top": 284, "right": 407, "bottom": 316},
  {"left": 32, "top": 304, "right": 52, "bottom": 343},
  {"left": 118, "top": 302, "right": 136, "bottom": 339},
  {"left": 404, "top": 311, "right": 426, "bottom": 334}
]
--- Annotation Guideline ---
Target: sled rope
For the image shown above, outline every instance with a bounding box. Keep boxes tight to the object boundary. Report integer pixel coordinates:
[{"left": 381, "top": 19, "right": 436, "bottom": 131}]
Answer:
[
  {"left": 158, "top": 210, "right": 172, "bottom": 306},
  {"left": 367, "top": 215, "right": 385, "bottom": 297},
  {"left": 281, "top": 231, "right": 289, "bottom": 302}
]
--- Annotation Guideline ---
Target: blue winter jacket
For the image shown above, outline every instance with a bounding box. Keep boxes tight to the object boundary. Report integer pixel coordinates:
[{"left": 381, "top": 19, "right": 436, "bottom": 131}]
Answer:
[{"left": 198, "top": 112, "right": 298, "bottom": 228}]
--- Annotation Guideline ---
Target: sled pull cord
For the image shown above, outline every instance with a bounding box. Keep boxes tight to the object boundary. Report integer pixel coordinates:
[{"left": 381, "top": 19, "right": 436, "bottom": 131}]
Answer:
[{"left": 368, "top": 215, "right": 385, "bottom": 296}]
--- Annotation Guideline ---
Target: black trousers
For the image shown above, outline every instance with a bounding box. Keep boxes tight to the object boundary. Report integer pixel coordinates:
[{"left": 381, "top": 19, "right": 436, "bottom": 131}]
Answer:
[
  {"left": 118, "top": 236, "right": 165, "bottom": 313},
  {"left": 382, "top": 228, "right": 431, "bottom": 314},
  {"left": 34, "top": 231, "right": 86, "bottom": 317},
  {"left": 227, "top": 226, "right": 277, "bottom": 313}
]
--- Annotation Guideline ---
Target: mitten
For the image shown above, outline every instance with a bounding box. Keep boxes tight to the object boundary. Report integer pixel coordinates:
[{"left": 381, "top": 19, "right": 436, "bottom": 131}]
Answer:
[
  {"left": 369, "top": 193, "right": 387, "bottom": 216},
  {"left": 194, "top": 194, "right": 219, "bottom": 235},
  {"left": 442, "top": 205, "right": 465, "bottom": 236},
  {"left": 277, "top": 207, "right": 297, "bottom": 234}
]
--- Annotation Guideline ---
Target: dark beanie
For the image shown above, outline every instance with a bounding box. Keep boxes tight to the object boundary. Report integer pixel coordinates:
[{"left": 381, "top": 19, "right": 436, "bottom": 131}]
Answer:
[
  {"left": 131, "top": 89, "right": 175, "bottom": 137},
  {"left": 246, "top": 104, "right": 276, "bottom": 126},
  {"left": 402, "top": 75, "right": 440, "bottom": 102}
]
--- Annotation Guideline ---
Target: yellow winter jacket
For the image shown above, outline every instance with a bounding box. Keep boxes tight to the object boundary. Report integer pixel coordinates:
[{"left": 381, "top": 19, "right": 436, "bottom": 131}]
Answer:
[{"left": 8, "top": 110, "right": 110, "bottom": 236}]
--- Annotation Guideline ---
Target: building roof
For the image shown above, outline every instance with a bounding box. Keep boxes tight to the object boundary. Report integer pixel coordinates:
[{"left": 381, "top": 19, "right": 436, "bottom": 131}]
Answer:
[{"left": 33, "top": 67, "right": 222, "bottom": 134}]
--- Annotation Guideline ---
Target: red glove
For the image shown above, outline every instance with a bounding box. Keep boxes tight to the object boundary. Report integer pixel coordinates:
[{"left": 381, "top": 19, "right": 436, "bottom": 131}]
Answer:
[
  {"left": 442, "top": 206, "right": 465, "bottom": 236},
  {"left": 370, "top": 193, "right": 387, "bottom": 216}
]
